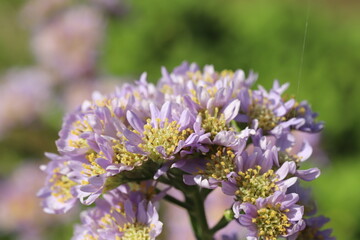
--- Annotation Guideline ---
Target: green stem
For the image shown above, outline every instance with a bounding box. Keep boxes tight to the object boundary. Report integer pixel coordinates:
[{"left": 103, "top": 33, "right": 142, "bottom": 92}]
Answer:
[
  {"left": 163, "top": 194, "right": 189, "bottom": 209},
  {"left": 210, "top": 215, "right": 231, "bottom": 234},
  {"left": 185, "top": 188, "right": 213, "bottom": 240},
  {"left": 163, "top": 169, "right": 217, "bottom": 239}
]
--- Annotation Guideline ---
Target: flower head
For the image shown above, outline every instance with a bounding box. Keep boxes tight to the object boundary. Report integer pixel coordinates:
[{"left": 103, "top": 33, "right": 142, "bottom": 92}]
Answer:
[
  {"left": 72, "top": 185, "right": 163, "bottom": 240},
  {"left": 182, "top": 130, "right": 251, "bottom": 189},
  {"left": 234, "top": 191, "right": 305, "bottom": 239},
  {"left": 38, "top": 153, "right": 79, "bottom": 214},
  {"left": 124, "top": 101, "right": 196, "bottom": 163},
  {"left": 237, "top": 81, "right": 299, "bottom": 132}
]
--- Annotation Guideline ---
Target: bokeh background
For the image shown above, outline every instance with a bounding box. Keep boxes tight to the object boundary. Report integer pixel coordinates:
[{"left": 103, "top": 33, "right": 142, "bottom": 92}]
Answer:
[{"left": 0, "top": 0, "right": 359, "bottom": 239}]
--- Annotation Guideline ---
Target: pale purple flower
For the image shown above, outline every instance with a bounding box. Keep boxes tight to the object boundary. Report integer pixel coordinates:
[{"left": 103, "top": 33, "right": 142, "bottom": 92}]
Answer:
[
  {"left": 290, "top": 101, "right": 324, "bottom": 133},
  {"left": 37, "top": 153, "right": 79, "bottom": 214},
  {"left": 123, "top": 101, "right": 199, "bottom": 163},
  {"left": 159, "top": 62, "right": 257, "bottom": 99},
  {"left": 0, "top": 67, "right": 53, "bottom": 137},
  {"left": 20, "top": 0, "right": 72, "bottom": 29},
  {"left": 234, "top": 191, "right": 305, "bottom": 239},
  {"left": 32, "top": 6, "right": 104, "bottom": 80},
  {"left": 221, "top": 152, "right": 297, "bottom": 204},
  {"left": 55, "top": 76, "right": 165, "bottom": 205},
  {"left": 159, "top": 62, "right": 256, "bottom": 139},
  {"left": 72, "top": 185, "right": 163, "bottom": 240},
  {"left": 237, "top": 80, "right": 302, "bottom": 133},
  {"left": 252, "top": 131, "right": 321, "bottom": 182},
  {"left": 182, "top": 130, "right": 252, "bottom": 189},
  {"left": 276, "top": 138, "right": 321, "bottom": 182},
  {"left": 0, "top": 163, "right": 71, "bottom": 240}
]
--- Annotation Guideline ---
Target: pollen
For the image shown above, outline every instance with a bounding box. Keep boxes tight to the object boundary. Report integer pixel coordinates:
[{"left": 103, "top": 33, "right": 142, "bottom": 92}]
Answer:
[
  {"left": 118, "top": 222, "right": 151, "bottom": 240},
  {"left": 199, "top": 147, "right": 235, "bottom": 181},
  {"left": 235, "top": 166, "right": 278, "bottom": 204},
  {"left": 83, "top": 234, "right": 99, "bottom": 240},
  {"left": 220, "top": 70, "right": 234, "bottom": 78},
  {"left": 68, "top": 138, "right": 89, "bottom": 149},
  {"left": 139, "top": 118, "right": 193, "bottom": 163},
  {"left": 71, "top": 119, "right": 93, "bottom": 136},
  {"left": 200, "top": 108, "right": 231, "bottom": 138},
  {"left": 99, "top": 213, "right": 116, "bottom": 228},
  {"left": 187, "top": 70, "right": 212, "bottom": 84},
  {"left": 249, "top": 100, "right": 281, "bottom": 131},
  {"left": 160, "top": 84, "right": 174, "bottom": 94},
  {"left": 112, "top": 139, "right": 147, "bottom": 166},
  {"left": 50, "top": 168, "right": 77, "bottom": 203},
  {"left": 82, "top": 151, "right": 106, "bottom": 177},
  {"left": 253, "top": 206, "right": 291, "bottom": 240}
]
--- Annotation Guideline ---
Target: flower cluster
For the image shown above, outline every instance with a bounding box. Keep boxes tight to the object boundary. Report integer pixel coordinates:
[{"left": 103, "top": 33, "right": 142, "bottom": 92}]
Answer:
[{"left": 39, "top": 62, "right": 334, "bottom": 239}]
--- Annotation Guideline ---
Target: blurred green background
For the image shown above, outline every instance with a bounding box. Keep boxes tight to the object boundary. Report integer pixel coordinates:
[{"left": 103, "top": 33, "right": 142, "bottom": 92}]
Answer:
[{"left": 0, "top": 0, "right": 359, "bottom": 239}]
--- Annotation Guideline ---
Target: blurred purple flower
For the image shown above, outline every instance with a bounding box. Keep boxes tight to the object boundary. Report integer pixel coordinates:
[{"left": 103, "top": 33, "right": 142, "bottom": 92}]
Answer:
[
  {"left": 32, "top": 6, "right": 105, "bottom": 80},
  {"left": 0, "top": 67, "right": 53, "bottom": 137},
  {"left": 20, "top": 0, "right": 72, "bottom": 29},
  {"left": 0, "top": 163, "right": 73, "bottom": 240}
]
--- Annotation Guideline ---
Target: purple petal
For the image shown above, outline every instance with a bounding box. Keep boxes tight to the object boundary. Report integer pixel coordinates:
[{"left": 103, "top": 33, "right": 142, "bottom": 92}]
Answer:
[
  {"left": 276, "top": 162, "right": 291, "bottom": 180},
  {"left": 281, "top": 193, "right": 299, "bottom": 209},
  {"left": 222, "top": 99, "right": 241, "bottom": 123},
  {"left": 160, "top": 101, "right": 172, "bottom": 121},
  {"left": 126, "top": 111, "right": 144, "bottom": 133},
  {"left": 222, "top": 181, "right": 237, "bottom": 196},
  {"left": 296, "top": 168, "right": 321, "bottom": 181},
  {"left": 297, "top": 141, "right": 313, "bottom": 162},
  {"left": 286, "top": 205, "right": 304, "bottom": 221},
  {"left": 239, "top": 215, "right": 254, "bottom": 226}
]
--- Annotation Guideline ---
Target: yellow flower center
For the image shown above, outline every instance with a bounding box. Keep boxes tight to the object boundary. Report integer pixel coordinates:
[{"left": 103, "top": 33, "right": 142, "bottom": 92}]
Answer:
[
  {"left": 71, "top": 119, "right": 93, "bottom": 135},
  {"left": 198, "top": 147, "right": 235, "bottom": 181},
  {"left": 249, "top": 100, "right": 282, "bottom": 131},
  {"left": 83, "top": 234, "right": 99, "bottom": 240},
  {"left": 68, "top": 138, "right": 89, "bottom": 149},
  {"left": 118, "top": 223, "right": 151, "bottom": 240},
  {"left": 253, "top": 205, "right": 291, "bottom": 240},
  {"left": 68, "top": 119, "right": 92, "bottom": 149},
  {"left": 50, "top": 167, "right": 77, "bottom": 203},
  {"left": 138, "top": 118, "right": 193, "bottom": 163},
  {"left": 112, "top": 139, "right": 147, "bottom": 166},
  {"left": 235, "top": 166, "right": 278, "bottom": 204},
  {"left": 82, "top": 151, "right": 106, "bottom": 177},
  {"left": 200, "top": 108, "right": 230, "bottom": 138}
]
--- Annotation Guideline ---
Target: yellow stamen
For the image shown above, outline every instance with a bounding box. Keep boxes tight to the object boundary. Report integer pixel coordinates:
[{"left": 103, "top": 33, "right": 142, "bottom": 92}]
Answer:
[{"left": 235, "top": 166, "right": 278, "bottom": 204}]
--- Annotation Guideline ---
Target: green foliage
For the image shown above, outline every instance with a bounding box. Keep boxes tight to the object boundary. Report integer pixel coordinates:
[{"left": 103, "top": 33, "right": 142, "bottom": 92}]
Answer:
[
  {"left": 0, "top": 1, "right": 32, "bottom": 72},
  {"left": 310, "top": 155, "right": 360, "bottom": 240}
]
